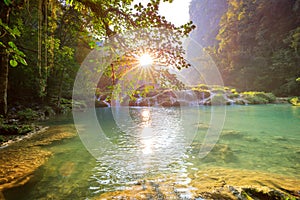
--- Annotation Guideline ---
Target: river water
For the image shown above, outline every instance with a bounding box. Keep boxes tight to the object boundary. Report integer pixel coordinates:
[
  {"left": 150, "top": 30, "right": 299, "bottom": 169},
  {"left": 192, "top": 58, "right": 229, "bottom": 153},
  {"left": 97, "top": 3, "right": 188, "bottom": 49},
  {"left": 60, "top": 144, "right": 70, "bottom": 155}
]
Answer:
[{"left": 3, "top": 104, "right": 300, "bottom": 199}]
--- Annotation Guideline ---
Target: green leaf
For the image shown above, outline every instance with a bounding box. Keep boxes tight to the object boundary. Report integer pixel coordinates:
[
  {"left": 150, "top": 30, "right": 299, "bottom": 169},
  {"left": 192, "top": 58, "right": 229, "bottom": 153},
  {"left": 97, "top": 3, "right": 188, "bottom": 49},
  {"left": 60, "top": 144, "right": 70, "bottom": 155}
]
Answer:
[
  {"left": 19, "top": 58, "right": 27, "bottom": 66},
  {"left": 296, "top": 77, "right": 300, "bottom": 82},
  {"left": 16, "top": 50, "right": 26, "bottom": 57},
  {"left": 0, "top": 42, "right": 5, "bottom": 48},
  {"left": 88, "top": 41, "right": 96, "bottom": 48},
  {"left": 4, "top": 0, "right": 12, "bottom": 6},
  {"left": 9, "top": 60, "right": 18, "bottom": 67},
  {"left": 8, "top": 41, "right": 17, "bottom": 49},
  {"left": 12, "top": 27, "right": 21, "bottom": 37}
]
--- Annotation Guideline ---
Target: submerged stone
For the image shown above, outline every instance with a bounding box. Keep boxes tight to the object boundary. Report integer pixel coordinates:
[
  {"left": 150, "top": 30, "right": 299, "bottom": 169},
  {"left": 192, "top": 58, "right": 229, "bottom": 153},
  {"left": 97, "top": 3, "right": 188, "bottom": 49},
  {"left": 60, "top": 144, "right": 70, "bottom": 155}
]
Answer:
[
  {"left": 190, "top": 167, "right": 300, "bottom": 200},
  {"left": 221, "top": 130, "right": 244, "bottom": 140}
]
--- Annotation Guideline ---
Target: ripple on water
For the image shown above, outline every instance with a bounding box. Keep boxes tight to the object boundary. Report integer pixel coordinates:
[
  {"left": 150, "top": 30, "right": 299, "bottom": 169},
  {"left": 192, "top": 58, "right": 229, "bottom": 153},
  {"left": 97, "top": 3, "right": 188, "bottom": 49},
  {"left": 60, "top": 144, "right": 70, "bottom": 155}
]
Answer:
[{"left": 3, "top": 106, "right": 299, "bottom": 199}]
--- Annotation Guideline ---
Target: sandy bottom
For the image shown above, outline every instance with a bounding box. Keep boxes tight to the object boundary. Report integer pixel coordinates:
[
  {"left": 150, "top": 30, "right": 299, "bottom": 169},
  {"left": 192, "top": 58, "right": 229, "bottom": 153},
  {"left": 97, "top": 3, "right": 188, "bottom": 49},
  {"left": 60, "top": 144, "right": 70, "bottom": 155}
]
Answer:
[{"left": 0, "top": 125, "right": 76, "bottom": 199}]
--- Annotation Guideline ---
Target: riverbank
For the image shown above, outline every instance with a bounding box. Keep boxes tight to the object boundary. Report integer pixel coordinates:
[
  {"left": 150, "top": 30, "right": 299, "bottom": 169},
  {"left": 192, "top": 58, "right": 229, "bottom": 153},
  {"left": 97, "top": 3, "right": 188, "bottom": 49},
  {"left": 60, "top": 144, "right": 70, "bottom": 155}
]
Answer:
[
  {"left": 0, "top": 101, "right": 73, "bottom": 146},
  {"left": 0, "top": 126, "right": 44, "bottom": 148},
  {"left": 0, "top": 125, "right": 76, "bottom": 198}
]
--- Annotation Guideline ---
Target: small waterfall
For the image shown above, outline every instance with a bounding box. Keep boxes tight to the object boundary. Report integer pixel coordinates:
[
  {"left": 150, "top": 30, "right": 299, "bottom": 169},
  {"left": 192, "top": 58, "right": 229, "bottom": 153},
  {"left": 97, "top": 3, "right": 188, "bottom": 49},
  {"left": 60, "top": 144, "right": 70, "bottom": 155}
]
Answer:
[
  {"left": 136, "top": 94, "right": 143, "bottom": 106},
  {"left": 147, "top": 99, "right": 150, "bottom": 107},
  {"left": 103, "top": 100, "right": 111, "bottom": 107},
  {"left": 199, "top": 93, "right": 211, "bottom": 105},
  {"left": 173, "top": 90, "right": 198, "bottom": 106}
]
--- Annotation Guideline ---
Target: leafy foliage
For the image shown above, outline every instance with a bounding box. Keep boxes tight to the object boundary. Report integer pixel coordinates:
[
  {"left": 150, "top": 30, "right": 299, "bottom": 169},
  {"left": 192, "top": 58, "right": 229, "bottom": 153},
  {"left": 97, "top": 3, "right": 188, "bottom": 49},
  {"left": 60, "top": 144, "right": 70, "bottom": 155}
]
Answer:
[
  {"left": 17, "top": 108, "right": 39, "bottom": 121},
  {"left": 289, "top": 97, "right": 300, "bottom": 106},
  {"left": 190, "top": 0, "right": 300, "bottom": 96},
  {"left": 1, "top": 0, "right": 195, "bottom": 112},
  {"left": 0, "top": 18, "right": 27, "bottom": 67}
]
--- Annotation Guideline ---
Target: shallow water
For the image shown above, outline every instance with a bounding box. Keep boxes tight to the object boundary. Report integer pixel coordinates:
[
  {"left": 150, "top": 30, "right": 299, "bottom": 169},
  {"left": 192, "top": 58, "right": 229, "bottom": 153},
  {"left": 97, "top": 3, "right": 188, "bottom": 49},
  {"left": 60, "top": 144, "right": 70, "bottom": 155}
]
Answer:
[{"left": 3, "top": 104, "right": 300, "bottom": 199}]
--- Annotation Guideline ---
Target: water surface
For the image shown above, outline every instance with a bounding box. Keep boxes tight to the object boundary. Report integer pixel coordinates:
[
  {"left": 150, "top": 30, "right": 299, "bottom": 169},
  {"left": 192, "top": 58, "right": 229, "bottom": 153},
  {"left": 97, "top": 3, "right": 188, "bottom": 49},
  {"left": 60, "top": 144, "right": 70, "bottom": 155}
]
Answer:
[{"left": 3, "top": 104, "right": 300, "bottom": 199}]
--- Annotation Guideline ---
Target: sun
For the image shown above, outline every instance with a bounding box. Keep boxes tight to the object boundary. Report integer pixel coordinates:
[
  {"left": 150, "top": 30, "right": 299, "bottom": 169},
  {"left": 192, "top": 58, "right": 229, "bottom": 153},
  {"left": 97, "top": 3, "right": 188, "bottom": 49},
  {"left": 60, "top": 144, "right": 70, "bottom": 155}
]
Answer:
[{"left": 138, "top": 54, "right": 153, "bottom": 67}]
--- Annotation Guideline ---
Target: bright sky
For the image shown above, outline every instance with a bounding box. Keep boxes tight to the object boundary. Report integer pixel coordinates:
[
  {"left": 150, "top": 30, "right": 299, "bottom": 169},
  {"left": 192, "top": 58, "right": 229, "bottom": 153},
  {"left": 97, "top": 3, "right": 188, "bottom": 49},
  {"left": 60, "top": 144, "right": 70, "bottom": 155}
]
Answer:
[{"left": 132, "top": 0, "right": 192, "bottom": 26}]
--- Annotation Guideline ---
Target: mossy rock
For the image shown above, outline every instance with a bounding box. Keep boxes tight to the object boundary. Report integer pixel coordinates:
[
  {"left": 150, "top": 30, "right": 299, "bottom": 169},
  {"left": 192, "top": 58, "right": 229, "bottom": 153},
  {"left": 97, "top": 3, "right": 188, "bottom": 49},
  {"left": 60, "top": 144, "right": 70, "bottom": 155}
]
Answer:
[
  {"left": 190, "top": 143, "right": 237, "bottom": 163},
  {"left": 227, "top": 93, "right": 240, "bottom": 99},
  {"left": 221, "top": 130, "right": 244, "bottom": 140},
  {"left": 241, "top": 91, "right": 276, "bottom": 104},
  {"left": 235, "top": 99, "right": 248, "bottom": 105},
  {"left": 211, "top": 94, "right": 226, "bottom": 105},
  {"left": 211, "top": 87, "right": 226, "bottom": 94},
  {"left": 244, "top": 95, "right": 268, "bottom": 104},
  {"left": 192, "top": 89, "right": 211, "bottom": 99},
  {"left": 197, "top": 84, "right": 210, "bottom": 90},
  {"left": 191, "top": 167, "right": 300, "bottom": 200}
]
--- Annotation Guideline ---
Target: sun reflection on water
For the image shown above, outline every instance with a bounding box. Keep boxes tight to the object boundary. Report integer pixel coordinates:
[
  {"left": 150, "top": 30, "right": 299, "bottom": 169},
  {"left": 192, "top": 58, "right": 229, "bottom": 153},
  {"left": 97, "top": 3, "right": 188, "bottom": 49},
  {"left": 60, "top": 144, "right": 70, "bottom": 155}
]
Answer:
[
  {"left": 141, "top": 109, "right": 151, "bottom": 122},
  {"left": 141, "top": 127, "right": 153, "bottom": 155},
  {"left": 140, "top": 109, "right": 153, "bottom": 154}
]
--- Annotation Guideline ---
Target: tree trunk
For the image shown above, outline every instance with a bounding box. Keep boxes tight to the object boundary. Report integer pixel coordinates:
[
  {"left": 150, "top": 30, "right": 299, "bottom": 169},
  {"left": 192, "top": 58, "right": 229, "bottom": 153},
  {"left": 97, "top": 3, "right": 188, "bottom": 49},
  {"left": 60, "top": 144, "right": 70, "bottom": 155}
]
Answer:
[
  {"left": 111, "top": 63, "right": 115, "bottom": 85},
  {"left": 0, "top": 54, "right": 9, "bottom": 116},
  {"left": 0, "top": 4, "right": 11, "bottom": 116},
  {"left": 57, "top": 68, "right": 66, "bottom": 109}
]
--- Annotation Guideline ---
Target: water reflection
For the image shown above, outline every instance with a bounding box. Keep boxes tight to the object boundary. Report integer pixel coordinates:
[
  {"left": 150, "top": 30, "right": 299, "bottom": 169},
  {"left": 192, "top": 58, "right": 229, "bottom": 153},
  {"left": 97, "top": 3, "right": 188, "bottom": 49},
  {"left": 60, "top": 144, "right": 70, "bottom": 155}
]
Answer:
[
  {"left": 92, "top": 107, "right": 195, "bottom": 195},
  {"left": 141, "top": 127, "right": 153, "bottom": 154},
  {"left": 141, "top": 109, "right": 151, "bottom": 123}
]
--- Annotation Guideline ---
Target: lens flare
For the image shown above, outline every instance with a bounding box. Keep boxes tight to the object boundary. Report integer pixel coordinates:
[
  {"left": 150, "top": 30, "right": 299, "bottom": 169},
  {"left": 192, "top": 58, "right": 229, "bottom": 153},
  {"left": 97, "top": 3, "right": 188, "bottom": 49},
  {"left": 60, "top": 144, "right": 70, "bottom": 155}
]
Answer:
[{"left": 139, "top": 54, "right": 153, "bottom": 67}]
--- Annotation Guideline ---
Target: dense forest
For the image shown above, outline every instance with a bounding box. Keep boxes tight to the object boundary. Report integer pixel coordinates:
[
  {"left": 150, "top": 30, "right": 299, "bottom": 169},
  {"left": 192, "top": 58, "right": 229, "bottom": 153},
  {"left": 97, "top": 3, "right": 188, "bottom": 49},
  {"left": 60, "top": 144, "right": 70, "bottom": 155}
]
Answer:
[
  {"left": 1, "top": 0, "right": 300, "bottom": 117},
  {"left": 1, "top": 0, "right": 87, "bottom": 115},
  {"left": 0, "top": 0, "right": 194, "bottom": 116},
  {"left": 190, "top": 0, "right": 300, "bottom": 96}
]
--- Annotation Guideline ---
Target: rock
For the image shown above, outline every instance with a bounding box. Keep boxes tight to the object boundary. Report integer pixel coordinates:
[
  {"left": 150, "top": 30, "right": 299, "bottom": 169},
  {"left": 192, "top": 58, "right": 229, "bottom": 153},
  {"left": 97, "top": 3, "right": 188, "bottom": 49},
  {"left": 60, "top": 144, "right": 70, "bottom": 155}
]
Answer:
[
  {"left": 161, "top": 101, "right": 173, "bottom": 107},
  {"left": 95, "top": 166, "right": 300, "bottom": 199},
  {"left": 100, "top": 87, "right": 278, "bottom": 107},
  {"left": 192, "top": 90, "right": 211, "bottom": 100},
  {"left": 145, "top": 91, "right": 159, "bottom": 98},
  {"left": 190, "top": 143, "right": 238, "bottom": 163},
  {"left": 172, "top": 101, "right": 181, "bottom": 106},
  {"left": 0, "top": 125, "right": 77, "bottom": 196},
  {"left": 190, "top": 167, "right": 300, "bottom": 200},
  {"left": 157, "top": 91, "right": 175, "bottom": 105},
  {"left": 275, "top": 97, "right": 289, "bottom": 104},
  {"left": 136, "top": 99, "right": 151, "bottom": 107},
  {"left": 221, "top": 130, "right": 244, "bottom": 140},
  {"left": 211, "top": 94, "right": 226, "bottom": 105},
  {"left": 235, "top": 99, "right": 248, "bottom": 105}
]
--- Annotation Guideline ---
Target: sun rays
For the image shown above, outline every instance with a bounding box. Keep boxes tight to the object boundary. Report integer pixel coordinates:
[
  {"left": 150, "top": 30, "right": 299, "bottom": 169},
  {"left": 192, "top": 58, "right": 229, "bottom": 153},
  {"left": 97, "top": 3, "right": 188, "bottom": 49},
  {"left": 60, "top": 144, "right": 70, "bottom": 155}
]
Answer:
[{"left": 138, "top": 53, "right": 153, "bottom": 68}]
